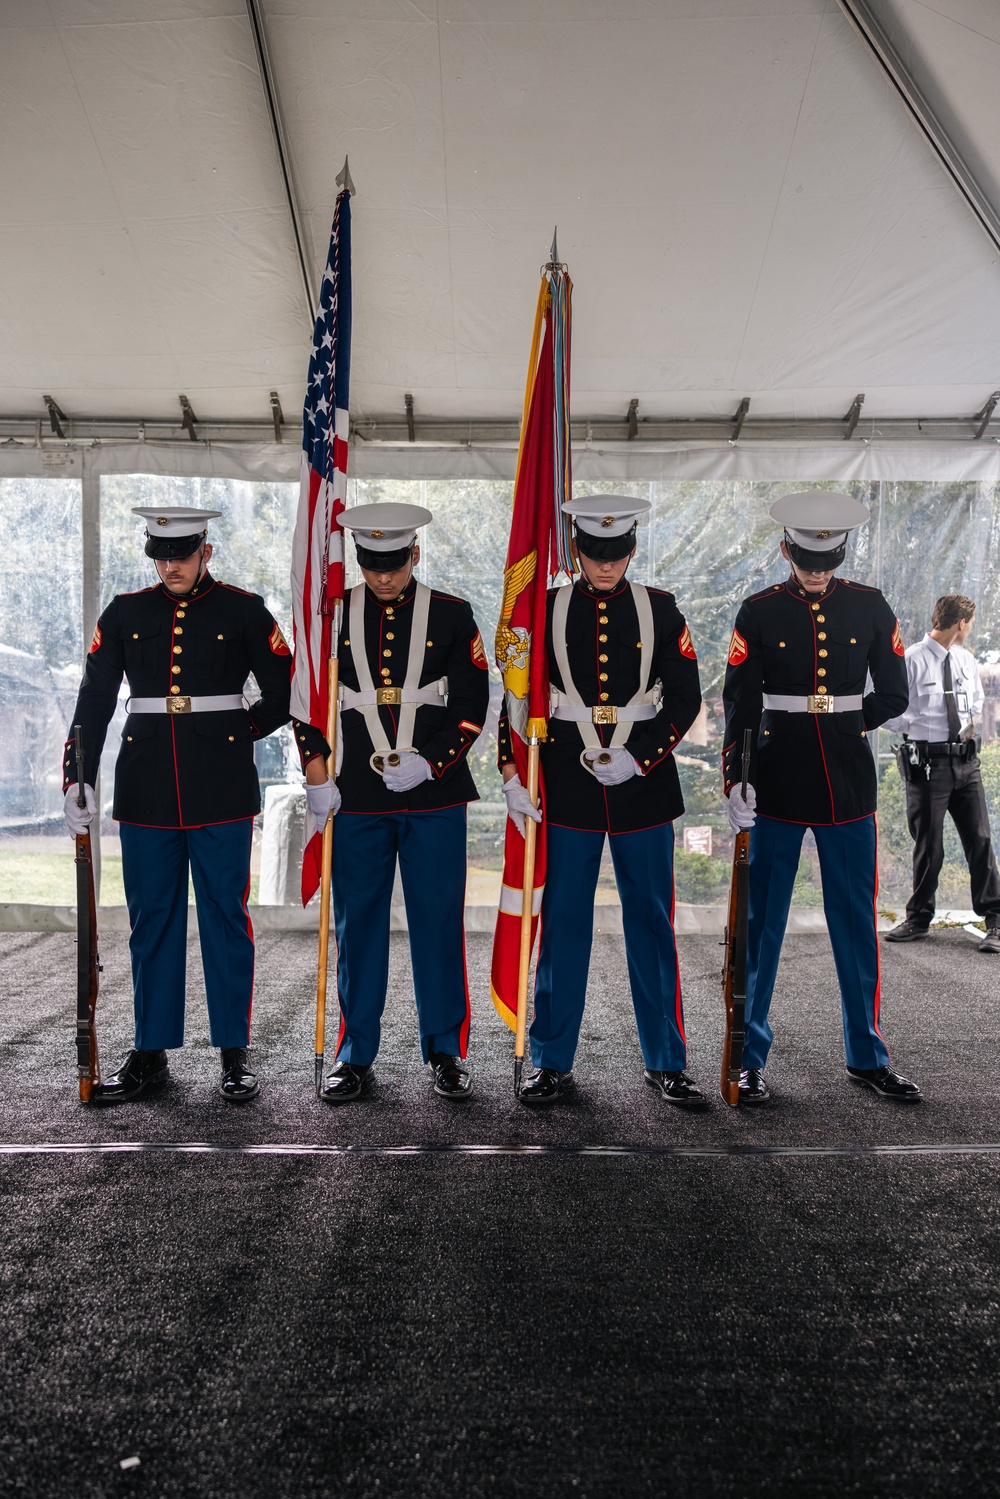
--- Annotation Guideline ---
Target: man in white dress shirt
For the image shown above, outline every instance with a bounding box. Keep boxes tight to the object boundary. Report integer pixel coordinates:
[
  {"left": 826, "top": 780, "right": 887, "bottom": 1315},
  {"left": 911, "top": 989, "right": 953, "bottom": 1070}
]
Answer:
[{"left": 884, "top": 594, "right": 1000, "bottom": 952}]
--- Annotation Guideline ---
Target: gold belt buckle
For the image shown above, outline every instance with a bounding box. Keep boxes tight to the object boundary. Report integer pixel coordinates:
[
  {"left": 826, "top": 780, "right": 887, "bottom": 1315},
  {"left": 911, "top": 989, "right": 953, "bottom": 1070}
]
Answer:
[
  {"left": 166, "top": 695, "right": 192, "bottom": 714},
  {"left": 592, "top": 705, "right": 617, "bottom": 725},
  {"left": 807, "top": 694, "right": 834, "bottom": 713},
  {"left": 376, "top": 686, "right": 402, "bottom": 705}
]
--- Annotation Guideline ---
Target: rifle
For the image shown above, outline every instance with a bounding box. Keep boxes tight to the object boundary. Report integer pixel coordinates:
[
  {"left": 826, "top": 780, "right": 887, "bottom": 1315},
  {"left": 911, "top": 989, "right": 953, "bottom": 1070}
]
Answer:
[
  {"left": 73, "top": 725, "right": 101, "bottom": 1102},
  {"left": 720, "top": 727, "right": 753, "bottom": 1107}
]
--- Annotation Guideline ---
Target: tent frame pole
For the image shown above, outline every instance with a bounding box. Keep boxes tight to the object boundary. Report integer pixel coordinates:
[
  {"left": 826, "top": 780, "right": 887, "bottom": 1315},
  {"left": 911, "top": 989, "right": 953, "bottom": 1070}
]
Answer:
[
  {"left": 835, "top": 0, "right": 1000, "bottom": 257},
  {"left": 244, "top": 0, "right": 317, "bottom": 324}
]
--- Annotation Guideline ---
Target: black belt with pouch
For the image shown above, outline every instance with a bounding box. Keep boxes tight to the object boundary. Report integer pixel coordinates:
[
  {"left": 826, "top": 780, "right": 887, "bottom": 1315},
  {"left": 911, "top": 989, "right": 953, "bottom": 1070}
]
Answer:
[{"left": 896, "top": 737, "right": 978, "bottom": 781}]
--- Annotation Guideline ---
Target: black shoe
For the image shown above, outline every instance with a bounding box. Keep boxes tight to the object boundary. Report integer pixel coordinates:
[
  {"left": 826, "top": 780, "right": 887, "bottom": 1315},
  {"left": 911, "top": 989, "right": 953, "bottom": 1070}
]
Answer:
[
  {"left": 643, "top": 1069, "right": 706, "bottom": 1108},
  {"left": 846, "top": 1065, "right": 922, "bottom": 1101},
  {"left": 219, "top": 1047, "right": 259, "bottom": 1101},
  {"left": 320, "top": 1060, "right": 371, "bottom": 1104},
  {"left": 94, "top": 1049, "right": 168, "bottom": 1104},
  {"left": 979, "top": 925, "right": 1000, "bottom": 954},
  {"left": 883, "top": 919, "right": 930, "bottom": 943},
  {"left": 428, "top": 1051, "right": 473, "bottom": 1100},
  {"left": 738, "top": 1068, "right": 771, "bottom": 1104},
  {"left": 518, "top": 1068, "right": 572, "bottom": 1105}
]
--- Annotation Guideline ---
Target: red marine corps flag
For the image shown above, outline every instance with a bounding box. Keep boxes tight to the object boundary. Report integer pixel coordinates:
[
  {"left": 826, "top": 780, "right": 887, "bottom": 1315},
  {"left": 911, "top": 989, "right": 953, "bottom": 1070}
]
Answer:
[
  {"left": 289, "top": 160, "right": 353, "bottom": 1094},
  {"left": 490, "top": 237, "right": 573, "bottom": 1091}
]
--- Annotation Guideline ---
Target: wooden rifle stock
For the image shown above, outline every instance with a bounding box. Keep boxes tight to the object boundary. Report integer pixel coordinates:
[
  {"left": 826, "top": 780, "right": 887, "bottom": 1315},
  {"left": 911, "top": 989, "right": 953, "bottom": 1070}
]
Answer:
[
  {"left": 720, "top": 728, "right": 753, "bottom": 1106},
  {"left": 73, "top": 726, "right": 101, "bottom": 1102}
]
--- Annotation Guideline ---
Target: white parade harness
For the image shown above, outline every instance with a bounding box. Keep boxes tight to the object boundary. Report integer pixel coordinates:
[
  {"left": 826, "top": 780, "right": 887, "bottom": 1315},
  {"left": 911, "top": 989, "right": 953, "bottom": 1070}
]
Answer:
[
  {"left": 339, "top": 582, "right": 448, "bottom": 773},
  {"left": 549, "top": 582, "right": 660, "bottom": 771}
]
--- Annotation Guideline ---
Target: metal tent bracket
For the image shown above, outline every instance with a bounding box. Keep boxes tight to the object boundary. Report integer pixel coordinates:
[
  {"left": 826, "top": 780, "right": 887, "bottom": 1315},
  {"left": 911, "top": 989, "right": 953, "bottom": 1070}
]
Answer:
[
  {"left": 179, "top": 395, "right": 199, "bottom": 442},
  {"left": 844, "top": 393, "right": 865, "bottom": 440},
  {"left": 973, "top": 391, "right": 1000, "bottom": 440},
  {"left": 269, "top": 391, "right": 284, "bottom": 442},
  {"left": 43, "top": 395, "right": 67, "bottom": 440}
]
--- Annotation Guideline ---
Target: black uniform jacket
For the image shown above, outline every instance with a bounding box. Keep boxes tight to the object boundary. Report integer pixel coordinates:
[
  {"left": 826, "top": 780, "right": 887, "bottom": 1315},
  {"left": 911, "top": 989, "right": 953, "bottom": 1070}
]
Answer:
[
  {"left": 332, "top": 578, "right": 490, "bottom": 815},
  {"left": 722, "top": 574, "right": 908, "bottom": 825},
  {"left": 498, "top": 577, "right": 703, "bottom": 834},
  {"left": 63, "top": 573, "right": 326, "bottom": 828}
]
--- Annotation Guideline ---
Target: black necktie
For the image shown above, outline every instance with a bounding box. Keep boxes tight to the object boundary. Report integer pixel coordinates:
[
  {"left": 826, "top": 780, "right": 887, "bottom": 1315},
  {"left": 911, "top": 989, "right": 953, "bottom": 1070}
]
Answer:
[{"left": 942, "top": 653, "right": 962, "bottom": 741}]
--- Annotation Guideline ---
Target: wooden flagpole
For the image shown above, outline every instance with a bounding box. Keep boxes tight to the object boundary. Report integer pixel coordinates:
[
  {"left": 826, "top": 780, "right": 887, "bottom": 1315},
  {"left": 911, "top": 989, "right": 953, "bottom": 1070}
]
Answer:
[
  {"left": 514, "top": 735, "right": 541, "bottom": 1095},
  {"left": 314, "top": 653, "right": 340, "bottom": 1095}
]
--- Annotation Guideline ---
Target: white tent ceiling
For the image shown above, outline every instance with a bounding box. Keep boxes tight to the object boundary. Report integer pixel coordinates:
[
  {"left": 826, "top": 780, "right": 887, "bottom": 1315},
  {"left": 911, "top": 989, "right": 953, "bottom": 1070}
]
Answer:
[{"left": 1, "top": 0, "right": 999, "bottom": 431}]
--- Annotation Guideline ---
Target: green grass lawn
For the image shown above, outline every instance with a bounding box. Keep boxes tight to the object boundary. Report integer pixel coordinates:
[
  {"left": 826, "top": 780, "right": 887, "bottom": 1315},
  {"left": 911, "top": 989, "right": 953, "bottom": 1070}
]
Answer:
[{"left": 0, "top": 846, "right": 259, "bottom": 907}]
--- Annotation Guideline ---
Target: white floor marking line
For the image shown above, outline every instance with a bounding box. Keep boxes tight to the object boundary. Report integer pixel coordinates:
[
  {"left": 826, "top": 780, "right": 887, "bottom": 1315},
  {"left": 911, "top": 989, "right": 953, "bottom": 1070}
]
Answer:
[{"left": 2, "top": 1141, "right": 1000, "bottom": 1159}]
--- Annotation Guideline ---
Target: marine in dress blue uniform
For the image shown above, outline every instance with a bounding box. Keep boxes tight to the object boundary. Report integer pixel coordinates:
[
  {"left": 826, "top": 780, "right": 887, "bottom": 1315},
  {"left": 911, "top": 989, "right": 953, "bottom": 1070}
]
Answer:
[
  {"left": 62, "top": 506, "right": 327, "bottom": 1102},
  {"left": 499, "top": 495, "right": 705, "bottom": 1106},
  {"left": 314, "top": 503, "right": 490, "bottom": 1105},
  {"left": 722, "top": 492, "right": 921, "bottom": 1103}
]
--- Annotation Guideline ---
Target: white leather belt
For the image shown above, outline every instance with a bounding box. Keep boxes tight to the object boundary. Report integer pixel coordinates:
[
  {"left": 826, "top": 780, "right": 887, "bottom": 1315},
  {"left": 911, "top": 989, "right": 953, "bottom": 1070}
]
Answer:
[
  {"left": 551, "top": 703, "right": 657, "bottom": 725},
  {"left": 763, "top": 693, "right": 863, "bottom": 714},
  {"left": 549, "top": 583, "right": 658, "bottom": 763},
  {"left": 128, "top": 694, "right": 245, "bottom": 715},
  {"left": 340, "top": 681, "right": 447, "bottom": 710}
]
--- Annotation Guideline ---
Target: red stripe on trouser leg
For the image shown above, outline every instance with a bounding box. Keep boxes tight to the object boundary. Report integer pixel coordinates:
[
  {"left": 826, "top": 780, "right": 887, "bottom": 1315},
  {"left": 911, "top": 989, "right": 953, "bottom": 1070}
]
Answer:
[
  {"left": 243, "top": 863, "right": 255, "bottom": 1040},
  {"left": 669, "top": 845, "right": 687, "bottom": 1049},
  {"left": 872, "top": 813, "right": 883, "bottom": 1042},
  {"left": 459, "top": 929, "right": 472, "bottom": 1059}
]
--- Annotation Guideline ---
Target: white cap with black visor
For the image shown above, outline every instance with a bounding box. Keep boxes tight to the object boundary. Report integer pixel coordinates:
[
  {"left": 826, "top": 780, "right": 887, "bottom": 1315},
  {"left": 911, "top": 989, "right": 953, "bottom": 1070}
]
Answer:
[
  {"left": 561, "top": 494, "right": 652, "bottom": 563},
  {"left": 770, "top": 491, "right": 870, "bottom": 570},
  {"left": 133, "top": 506, "right": 222, "bottom": 560},
  {"left": 340, "top": 502, "right": 433, "bottom": 571}
]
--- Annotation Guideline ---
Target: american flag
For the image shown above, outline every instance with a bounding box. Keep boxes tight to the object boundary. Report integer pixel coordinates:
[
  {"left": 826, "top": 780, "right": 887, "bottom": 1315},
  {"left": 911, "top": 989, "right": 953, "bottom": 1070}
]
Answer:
[{"left": 290, "top": 186, "right": 351, "bottom": 903}]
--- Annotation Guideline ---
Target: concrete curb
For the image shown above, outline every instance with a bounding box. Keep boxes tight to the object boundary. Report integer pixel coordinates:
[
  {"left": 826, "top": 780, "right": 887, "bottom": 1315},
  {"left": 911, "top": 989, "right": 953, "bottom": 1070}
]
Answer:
[{"left": 0, "top": 901, "right": 833, "bottom": 936}]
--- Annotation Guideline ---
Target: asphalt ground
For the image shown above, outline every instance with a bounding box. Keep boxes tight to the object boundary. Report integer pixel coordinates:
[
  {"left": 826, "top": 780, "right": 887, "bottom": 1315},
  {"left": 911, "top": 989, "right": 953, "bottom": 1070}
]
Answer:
[{"left": 2, "top": 925, "right": 999, "bottom": 1498}]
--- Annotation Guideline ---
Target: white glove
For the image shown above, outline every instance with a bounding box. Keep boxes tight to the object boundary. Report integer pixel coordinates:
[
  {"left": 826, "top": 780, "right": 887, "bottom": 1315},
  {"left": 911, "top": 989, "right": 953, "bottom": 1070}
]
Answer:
[
  {"left": 587, "top": 748, "right": 641, "bottom": 786},
  {"left": 305, "top": 778, "right": 341, "bottom": 824},
  {"left": 383, "top": 753, "right": 433, "bottom": 793},
  {"left": 503, "top": 774, "right": 543, "bottom": 839},
  {"left": 727, "top": 783, "right": 757, "bottom": 832},
  {"left": 64, "top": 784, "right": 97, "bottom": 836}
]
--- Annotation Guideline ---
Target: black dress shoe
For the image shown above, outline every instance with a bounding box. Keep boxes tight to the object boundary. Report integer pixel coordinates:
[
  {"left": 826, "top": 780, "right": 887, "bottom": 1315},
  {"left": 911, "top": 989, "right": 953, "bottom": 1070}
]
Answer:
[
  {"left": 94, "top": 1049, "right": 168, "bottom": 1104},
  {"left": 979, "top": 925, "right": 1000, "bottom": 954},
  {"left": 518, "top": 1068, "right": 572, "bottom": 1104},
  {"left": 846, "top": 1065, "right": 922, "bottom": 1101},
  {"left": 219, "top": 1047, "right": 259, "bottom": 1101},
  {"left": 738, "top": 1068, "right": 771, "bottom": 1103},
  {"left": 428, "top": 1051, "right": 473, "bottom": 1099},
  {"left": 320, "top": 1060, "right": 371, "bottom": 1104},
  {"left": 643, "top": 1069, "right": 706, "bottom": 1108},
  {"left": 883, "top": 919, "right": 930, "bottom": 943}
]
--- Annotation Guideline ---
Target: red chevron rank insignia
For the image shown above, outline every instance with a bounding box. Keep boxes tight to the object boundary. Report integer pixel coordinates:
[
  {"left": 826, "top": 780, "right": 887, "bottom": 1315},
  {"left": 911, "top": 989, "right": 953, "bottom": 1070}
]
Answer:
[
  {"left": 678, "top": 624, "right": 697, "bottom": 660},
  {"left": 471, "top": 631, "right": 488, "bottom": 669},
  {"left": 269, "top": 623, "right": 291, "bottom": 656},
  {"left": 89, "top": 624, "right": 102, "bottom": 654},
  {"left": 728, "top": 628, "right": 748, "bottom": 666},
  {"left": 892, "top": 620, "right": 905, "bottom": 656}
]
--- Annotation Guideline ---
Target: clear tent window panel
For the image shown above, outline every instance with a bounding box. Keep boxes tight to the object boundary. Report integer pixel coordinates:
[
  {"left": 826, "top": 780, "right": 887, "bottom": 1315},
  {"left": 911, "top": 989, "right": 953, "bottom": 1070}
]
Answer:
[
  {"left": 97, "top": 474, "right": 300, "bottom": 905},
  {"left": 4, "top": 467, "right": 997, "bottom": 914},
  {"left": 0, "top": 477, "right": 82, "bottom": 906},
  {"left": 348, "top": 474, "right": 1000, "bottom": 913},
  {"left": 349, "top": 477, "right": 513, "bottom": 896}
]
